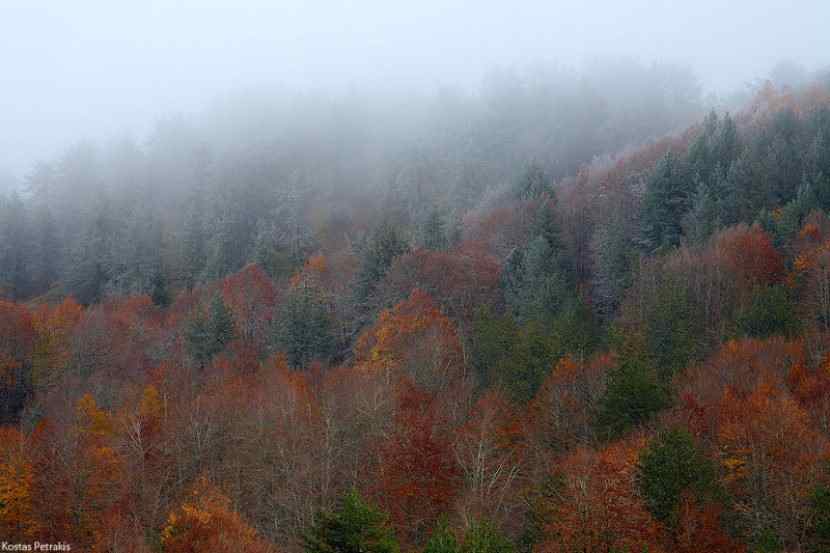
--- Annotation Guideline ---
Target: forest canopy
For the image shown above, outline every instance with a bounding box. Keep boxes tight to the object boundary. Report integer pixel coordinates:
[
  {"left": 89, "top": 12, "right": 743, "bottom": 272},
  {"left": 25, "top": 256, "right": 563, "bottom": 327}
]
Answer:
[{"left": 3, "top": 38, "right": 830, "bottom": 553}]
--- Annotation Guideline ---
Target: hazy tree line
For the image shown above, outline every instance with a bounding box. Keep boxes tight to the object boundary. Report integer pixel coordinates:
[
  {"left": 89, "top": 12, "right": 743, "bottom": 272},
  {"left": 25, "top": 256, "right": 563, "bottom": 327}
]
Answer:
[
  {"left": 6, "top": 61, "right": 830, "bottom": 553},
  {"left": 0, "top": 59, "right": 702, "bottom": 305}
]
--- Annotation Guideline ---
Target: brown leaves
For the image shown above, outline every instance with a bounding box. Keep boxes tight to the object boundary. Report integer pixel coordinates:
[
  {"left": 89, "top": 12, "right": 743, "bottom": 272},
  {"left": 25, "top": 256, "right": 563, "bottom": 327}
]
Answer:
[
  {"left": 161, "top": 477, "right": 275, "bottom": 553},
  {"left": 355, "top": 288, "right": 464, "bottom": 393},
  {"left": 0, "top": 426, "right": 37, "bottom": 540},
  {"left": 376, "top": 382, "right": 460, "bottom": 545},
  {"left": 542, "top": 435, "right": 665, "bottom": 553}
]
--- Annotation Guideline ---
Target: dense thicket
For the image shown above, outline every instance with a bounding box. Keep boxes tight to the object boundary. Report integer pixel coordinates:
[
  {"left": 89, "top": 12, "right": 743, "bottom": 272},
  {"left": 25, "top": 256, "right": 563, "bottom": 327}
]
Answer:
[{"left": 3, "top": 67, "right": 830, "bottom": 553}]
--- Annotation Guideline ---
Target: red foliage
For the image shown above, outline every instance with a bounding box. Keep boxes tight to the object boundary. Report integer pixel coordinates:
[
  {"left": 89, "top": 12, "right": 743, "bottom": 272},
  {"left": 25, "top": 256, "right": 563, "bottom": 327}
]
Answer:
[
  {"left": 526, "top": 354, "right": 612, "bottom": 458},
  {"left": 222, "top": 264, "right": 277, "bottom": 354},
  {"left": 376, "top": 381, "right": 460, "bottom": 545},
  {"left": 674, "top": 498, "right": 745, "bottom": 553},
  {"left": 716, "top": 224, "right": 784, "bottom": 289},
  {"left": 378, "top": 246, "right": 501, "bottom": 323},
  {"left": 454, "top": 389, "right": 524, "bottom": 528},
  {"left": 542, "top": 436, "right": 665, "bottom": 553}
]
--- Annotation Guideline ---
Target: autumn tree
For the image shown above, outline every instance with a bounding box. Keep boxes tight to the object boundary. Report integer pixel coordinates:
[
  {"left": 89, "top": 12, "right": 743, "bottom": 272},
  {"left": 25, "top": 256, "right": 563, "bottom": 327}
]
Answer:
[
  {"left": 717, "top": 379, "right": 828, "bottom": 550},
  {"left": 454, "top": 390, "right": 524, "bottom": 528},
  {"left": 31, "top": 297, "right": 83, "bottom": 391},
  {"left": 542, "top": 436, "right": 665, "bottom": 553},
  {"left": 221, "top": 263, "right": 277, "bottom": 354},
  {"left": 376, "top": 382, "right": 460, "bottom": 545},
  {"left": 161, "top": 477, "right": 274, "bottom": 553},
  {"left": 0, "top": 426, "right": 36, "bottom": 539},
  {"left": 354, "top": 289, "right": 464, "bottom": 393}
]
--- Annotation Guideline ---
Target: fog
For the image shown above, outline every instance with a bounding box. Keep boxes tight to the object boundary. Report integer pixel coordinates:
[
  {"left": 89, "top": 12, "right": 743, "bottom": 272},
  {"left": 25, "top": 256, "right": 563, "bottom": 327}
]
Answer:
[{"left": 2, "top": 0, "right": 829, "bottom": 180}]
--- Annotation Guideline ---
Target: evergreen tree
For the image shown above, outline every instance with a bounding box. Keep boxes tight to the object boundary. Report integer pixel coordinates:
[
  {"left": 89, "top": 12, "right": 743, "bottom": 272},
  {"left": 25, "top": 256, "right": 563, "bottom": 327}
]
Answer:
[
  {"left": 715, "top": 112, "right": 740, "bottom": 171},
  {"left": 422, "top": 207, "right": 448, "bottom": 251},
  {"left": 30, "top": 200, "right": 60, "bottom": 295},
  {"left": 0, "top": 192, "right": 31, "bottom": 299},
  {"left": 424, "top": 519, "right": 460, "bottom": 553},
  {"left": 471, "top": 307, "right": 518, "bottom": 389},
  {"left": 303, "top": 490, "right": 398, "bottom": 553},
  {"left": 275, "top": 282, "right": 336, "bottom": 368},
  {"left": 591, "top": 213, "right": 636, "bottom": 319},
  {"left": 636, "top": 429, "right": 718, "bottom": 527},
  {"left": 64, "top": 199, "right": 116, "bottom": 304},
  {"left": 184, "top": 312, "right": 213, "bottom": 368},
  {"left": 205, "top": 207, "right": 238, "bottom": 280},
  {"left": 182, "top": 188, "right": 207, "bottom": 290},
  {"left": 595, "top": 344, "right": 669, "bottom": 439},
  {"left": 645, "top": 278, "right": 703, "bottom": 382},
  {"left": 736, "top": 284, "right": 800, "bottom": 339},
  {"left": 253, "top": 217, "right": 296, "bottom": 279},
  {"left": 532, "top": 199, "right": 570, "bottom": 280},
  {"left": 682, "top": 181, "right": 720, "bottom": 245},
  {"left": 150, "top": 265, "right": 171, "bottom": 307},
  {"left": 354, "top": 220, "right": 409, "bottom": 306},
  {"left": 185, "top": 293, "right": 235, "bottom": 367},
  {"left": 500, "top": 247, "right": 526, "bottom": 312},
  {"left": 769, "top": 176, "right": 819, "bottom": 249},
  {"left": 809, "top": 484, "right": 830, "bottom": 551},
  {"left": 515, "top": 163, "right": 550, "bottom": 200},
  {"left": 461, "top": 520, "right": 514, "bottom": 553},
  {"left": 640, "top": 152, "right": 693, "bottom": 253},
  {"left": 512, "top": 236, "right": 569, "bottom": 324}
]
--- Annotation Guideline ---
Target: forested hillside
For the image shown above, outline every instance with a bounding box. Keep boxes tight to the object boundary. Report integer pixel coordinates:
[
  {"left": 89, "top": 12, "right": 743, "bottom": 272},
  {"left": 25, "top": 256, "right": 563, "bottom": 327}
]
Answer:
[{"left": 3, "top": 67, "right": 830, "bottom": 553}]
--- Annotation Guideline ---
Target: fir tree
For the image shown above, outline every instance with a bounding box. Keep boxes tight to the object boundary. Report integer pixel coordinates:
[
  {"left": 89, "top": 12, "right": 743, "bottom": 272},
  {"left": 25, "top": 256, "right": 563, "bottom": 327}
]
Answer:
[
  {"left": 636, "top": 428, "right": 718, "bottom": 527},
  {"left": 303, "top": 490, "right": 399, "bottom": 553},
  {"left": 515, "top": 163, "right": 550, "bottom": 200},
  {"left": 595, "top": 344, "right": 669, "bottom": 439},
  {"left": 640, "top": 152, "right": 693, "bottom": 253},
  {"left": 275, "top": 282, "right": 336, "bottom": 368},
  {"left": 461, "top": 520, "right": 514, "bottom": 553},
  {"left": 424, "top": 519, "right": 460, "bottom": 553},
  {"left": 354, "top": 220, "right": 409, "bottom": 307},
  {"left": 185, "top": 293, "right": 235, "bottom": 367},
  {"left": 422, "top": 207, "right": 448, "bottom": 251}
]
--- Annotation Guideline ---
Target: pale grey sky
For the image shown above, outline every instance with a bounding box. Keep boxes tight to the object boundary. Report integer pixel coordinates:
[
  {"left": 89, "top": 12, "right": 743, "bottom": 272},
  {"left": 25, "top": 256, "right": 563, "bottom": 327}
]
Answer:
[{"left": 2, "top": 0, "right": 828, "bottom": 178}]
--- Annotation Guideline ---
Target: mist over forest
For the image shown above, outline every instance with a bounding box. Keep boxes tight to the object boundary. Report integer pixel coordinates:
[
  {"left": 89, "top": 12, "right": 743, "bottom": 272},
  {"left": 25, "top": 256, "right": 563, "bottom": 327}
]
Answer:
[{"left": 4, "top": 2, "right": 830, "bottom": 552}]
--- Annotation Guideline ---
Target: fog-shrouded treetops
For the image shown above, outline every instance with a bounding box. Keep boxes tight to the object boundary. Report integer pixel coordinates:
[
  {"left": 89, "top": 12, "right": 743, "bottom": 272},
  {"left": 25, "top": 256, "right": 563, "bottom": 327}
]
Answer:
[{"left": 4, "top": 58, "right": 830, "bottom": 553}]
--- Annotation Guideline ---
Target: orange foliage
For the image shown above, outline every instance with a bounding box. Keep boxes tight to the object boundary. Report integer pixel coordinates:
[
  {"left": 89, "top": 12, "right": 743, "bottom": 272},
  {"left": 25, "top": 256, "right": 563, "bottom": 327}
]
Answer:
[
  {"left": 542, "top": 436, "right": 665, "bottom": 553},
  {"left": 161, "top": 478, "right": 275, "bottom": 553},
  {"left": 0, "top": 426, "right": 37, "bottom": 540},
  {"left": 676, "top": 338, "right": 804, "bottom": 438},
  {"left": 717, "top": 379, "right": 828, "bottom": 546},
  {"left": 354, "top": 288, "right": 464, "bottom": 393},
  {"left": 31, "top": 297, "right": 83, "bottom": 389}
]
